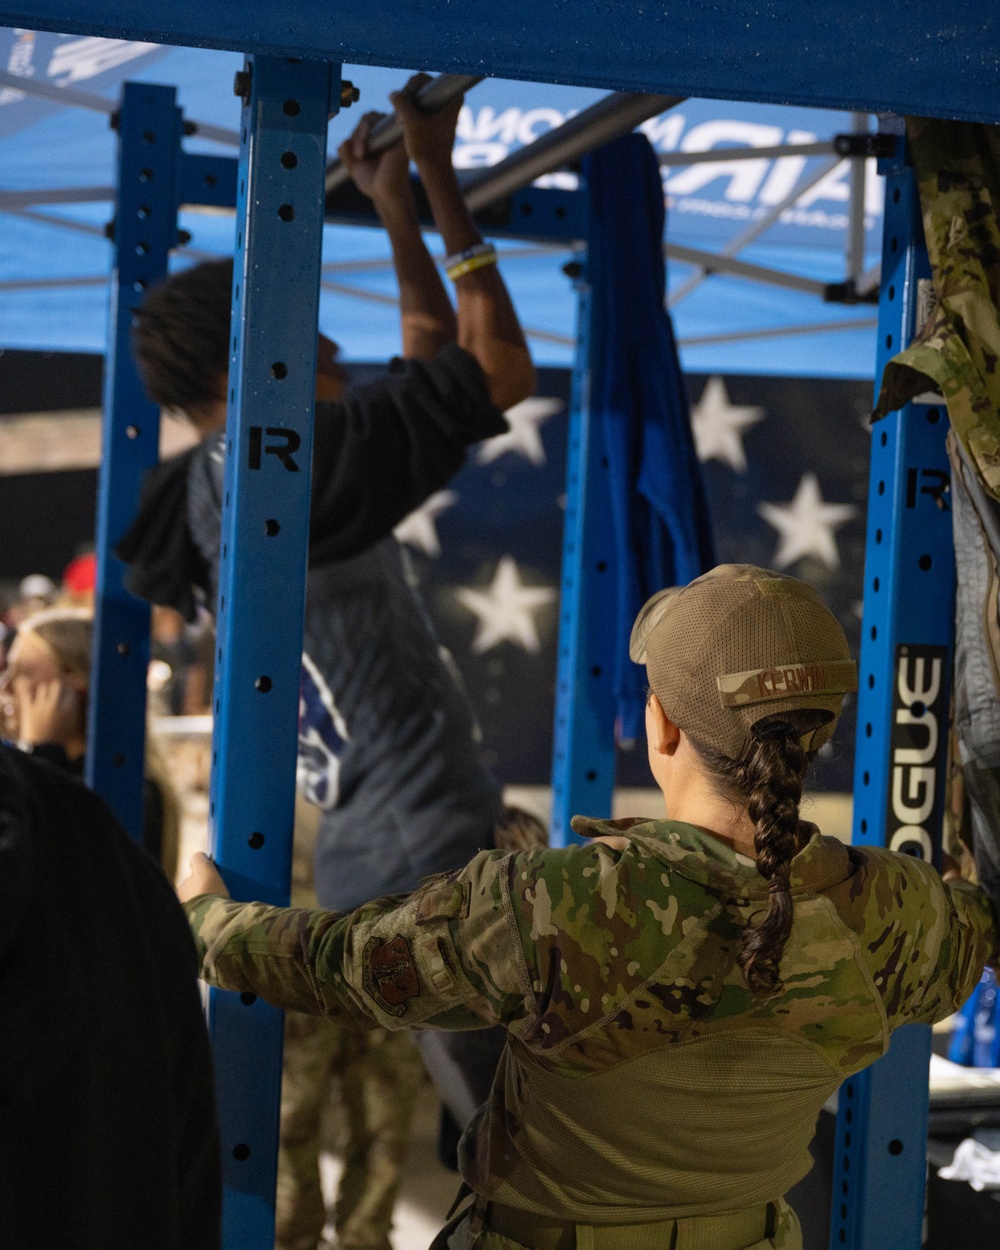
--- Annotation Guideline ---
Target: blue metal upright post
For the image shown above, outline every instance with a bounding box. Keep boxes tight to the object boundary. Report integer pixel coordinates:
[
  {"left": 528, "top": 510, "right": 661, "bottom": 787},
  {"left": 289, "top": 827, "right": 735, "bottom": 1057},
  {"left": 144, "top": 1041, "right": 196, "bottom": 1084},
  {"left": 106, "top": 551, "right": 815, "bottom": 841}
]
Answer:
[
  {"left": 88, "top": 83, "right": 182, "bottom": 836},
  {"left": 207, "top": 54, "right": 339, "bottom": 1249},
  {"left": 550, "top": 197, "right": 618, "bottom": 847},
  {"left": 830, "top": 134, "right": 955, "bottom": 1250}
]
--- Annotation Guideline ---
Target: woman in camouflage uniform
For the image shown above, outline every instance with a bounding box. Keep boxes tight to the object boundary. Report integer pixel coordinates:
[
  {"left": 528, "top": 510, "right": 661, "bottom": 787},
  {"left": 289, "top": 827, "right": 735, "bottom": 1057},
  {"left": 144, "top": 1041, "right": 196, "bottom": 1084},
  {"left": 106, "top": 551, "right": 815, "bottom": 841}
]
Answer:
[{"left": 180, "top": 565, "right": 998, "bottom": 1250}]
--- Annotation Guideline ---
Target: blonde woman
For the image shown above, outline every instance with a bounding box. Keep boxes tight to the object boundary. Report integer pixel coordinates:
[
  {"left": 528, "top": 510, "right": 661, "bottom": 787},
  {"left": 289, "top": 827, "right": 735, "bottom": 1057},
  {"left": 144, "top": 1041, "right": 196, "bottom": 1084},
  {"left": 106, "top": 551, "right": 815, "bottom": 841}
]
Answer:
[{"left": 1, "top": 607, "right": 179, "bottom": 881}]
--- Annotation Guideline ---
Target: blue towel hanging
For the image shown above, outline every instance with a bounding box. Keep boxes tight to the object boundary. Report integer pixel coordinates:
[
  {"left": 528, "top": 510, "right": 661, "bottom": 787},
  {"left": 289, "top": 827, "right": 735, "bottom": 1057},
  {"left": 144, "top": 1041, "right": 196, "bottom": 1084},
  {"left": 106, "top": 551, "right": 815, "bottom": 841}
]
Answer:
[{"left": 584, "top": 134, "right": 716, "bottom": 741}]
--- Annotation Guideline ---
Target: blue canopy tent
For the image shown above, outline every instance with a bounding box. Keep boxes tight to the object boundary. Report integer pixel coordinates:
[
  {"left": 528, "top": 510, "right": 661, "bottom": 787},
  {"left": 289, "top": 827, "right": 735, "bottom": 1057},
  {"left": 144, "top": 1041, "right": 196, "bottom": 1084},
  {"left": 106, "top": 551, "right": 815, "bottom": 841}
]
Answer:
[
  {"left": 0, "top": 5, "right": 994, "bottom": 1250},
  {"left": 0, "top": 31, "right": 884, "bottom": 376}
]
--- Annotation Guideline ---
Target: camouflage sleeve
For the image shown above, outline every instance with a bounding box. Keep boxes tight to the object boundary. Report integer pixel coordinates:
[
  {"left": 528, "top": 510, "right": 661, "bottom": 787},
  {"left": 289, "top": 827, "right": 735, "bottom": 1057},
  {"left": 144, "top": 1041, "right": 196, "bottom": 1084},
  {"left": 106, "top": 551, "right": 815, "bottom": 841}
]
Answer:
[
  {"left": 872, "top": 118, "right": 1000, "bottom": 498},
  {"left": 183, "top": 848, "right": 530, "bottom": 1030},
  {"left": 489, "top": 836, "right": 698, "bottom": 1057},
  {"left": 876, "top": 856, "right": 1000, "bottom": 1028}
]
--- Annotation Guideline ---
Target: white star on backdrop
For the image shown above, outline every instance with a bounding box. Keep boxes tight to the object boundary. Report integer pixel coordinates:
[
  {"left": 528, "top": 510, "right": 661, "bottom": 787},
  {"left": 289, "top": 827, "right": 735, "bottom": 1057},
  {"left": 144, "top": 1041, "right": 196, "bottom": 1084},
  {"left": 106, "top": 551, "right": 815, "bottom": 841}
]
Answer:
[
  {"left": 758, "top": 472, "right": 858, "bottom": 570},
  {"left": 393, "top": 490, "right": 458, "bottom": 558},
  {"left": 691, "top": 376, "right": 765, "bottom": 472},
  {"left": 476, "top": 396, "right": 563, "bottom": 467},
  {"left": 455, "top": 557, "right": 557, "bottom": 654}
]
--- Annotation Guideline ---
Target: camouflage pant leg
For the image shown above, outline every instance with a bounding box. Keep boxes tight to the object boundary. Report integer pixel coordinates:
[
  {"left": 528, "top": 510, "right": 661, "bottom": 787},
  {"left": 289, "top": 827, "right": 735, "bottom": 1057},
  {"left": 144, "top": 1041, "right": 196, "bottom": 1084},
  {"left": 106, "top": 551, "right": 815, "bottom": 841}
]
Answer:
[
  {"left": 333, "top": 1026, "right": 426, "bottom": 1250},
  {"left": 275, "top": 1010, "right": 344, "bottom": 1250}
]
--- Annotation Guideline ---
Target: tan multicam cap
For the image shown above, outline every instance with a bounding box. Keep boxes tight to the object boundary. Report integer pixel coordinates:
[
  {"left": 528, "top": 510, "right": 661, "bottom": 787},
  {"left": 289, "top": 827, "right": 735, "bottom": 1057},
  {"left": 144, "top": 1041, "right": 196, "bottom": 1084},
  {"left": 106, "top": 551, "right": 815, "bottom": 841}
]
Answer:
[{"left": 629, "top": 564, "right": 857, "bottom": 759}]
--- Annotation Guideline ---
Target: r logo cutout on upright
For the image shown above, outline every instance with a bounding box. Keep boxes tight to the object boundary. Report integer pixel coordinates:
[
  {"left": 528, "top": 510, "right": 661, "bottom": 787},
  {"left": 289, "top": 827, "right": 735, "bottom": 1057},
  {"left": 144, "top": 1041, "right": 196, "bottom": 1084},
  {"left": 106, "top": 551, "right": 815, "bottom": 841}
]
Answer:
[{"left": 248, "top": 426, "right": 301, "bottom": 471}]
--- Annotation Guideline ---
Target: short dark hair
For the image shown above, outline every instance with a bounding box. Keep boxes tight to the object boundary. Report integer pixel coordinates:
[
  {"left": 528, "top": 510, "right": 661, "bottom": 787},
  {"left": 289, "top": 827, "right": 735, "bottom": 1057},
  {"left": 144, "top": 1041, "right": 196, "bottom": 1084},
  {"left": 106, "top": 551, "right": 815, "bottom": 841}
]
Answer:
[{"left": 131, "top": 259, "right": 234, "bottom": 413}]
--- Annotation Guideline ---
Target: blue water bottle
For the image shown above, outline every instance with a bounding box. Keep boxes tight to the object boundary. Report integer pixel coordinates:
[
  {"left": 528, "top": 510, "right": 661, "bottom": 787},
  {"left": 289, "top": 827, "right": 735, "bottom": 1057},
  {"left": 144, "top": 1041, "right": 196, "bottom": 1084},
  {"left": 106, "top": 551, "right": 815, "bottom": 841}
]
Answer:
[
  {"left": 948, "top": 968, "right": 992, "bottom": 1065},
  {"left": 972, "top": 968, "right": 1000, "bottom": 1067}
]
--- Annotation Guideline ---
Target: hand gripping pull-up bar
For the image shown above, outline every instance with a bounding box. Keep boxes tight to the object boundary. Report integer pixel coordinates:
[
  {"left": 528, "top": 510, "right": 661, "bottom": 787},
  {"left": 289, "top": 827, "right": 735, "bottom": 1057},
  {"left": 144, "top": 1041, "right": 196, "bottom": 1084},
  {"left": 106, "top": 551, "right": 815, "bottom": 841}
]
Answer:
[
  {"left": 325, "top": 76, "right": 683, "bottom": 215},
  {"left": 324, "top": 72, "right": 483, "bottom": 192}
]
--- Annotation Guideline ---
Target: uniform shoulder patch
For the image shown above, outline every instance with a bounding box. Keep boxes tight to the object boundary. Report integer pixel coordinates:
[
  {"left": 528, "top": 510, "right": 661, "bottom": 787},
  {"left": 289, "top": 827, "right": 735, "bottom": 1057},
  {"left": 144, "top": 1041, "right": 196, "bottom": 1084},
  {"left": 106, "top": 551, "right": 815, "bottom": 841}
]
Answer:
[{"left": 362, "top": 934, "right": 421, "bottom": 1016}]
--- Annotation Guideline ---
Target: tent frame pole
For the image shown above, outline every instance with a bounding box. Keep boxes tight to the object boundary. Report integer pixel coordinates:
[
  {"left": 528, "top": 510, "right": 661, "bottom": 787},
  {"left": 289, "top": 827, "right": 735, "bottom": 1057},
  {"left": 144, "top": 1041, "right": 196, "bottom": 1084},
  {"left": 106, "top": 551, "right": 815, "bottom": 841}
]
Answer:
[
  {"left": 664, "top": 242, "right": 828, "bottom": 295},
  {"left": 0, "top": 64, "right": 240, "bottom": 144},
  {"left": 666, "top": 153, "right": 842, "bottom": 308}
]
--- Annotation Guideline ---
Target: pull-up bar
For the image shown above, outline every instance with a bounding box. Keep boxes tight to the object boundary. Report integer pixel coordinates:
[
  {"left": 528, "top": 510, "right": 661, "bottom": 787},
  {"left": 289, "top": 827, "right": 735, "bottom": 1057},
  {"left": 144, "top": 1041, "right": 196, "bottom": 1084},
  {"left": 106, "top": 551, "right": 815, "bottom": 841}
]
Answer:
[
  {"left": 462, "top": 91, "right": 683, "bottom": 212},
  {"left": 326, "top": 77, "right": 681, "bottom": 213},
  {"left": 322, "top": 84, "right": 681, "bottom": 238}
]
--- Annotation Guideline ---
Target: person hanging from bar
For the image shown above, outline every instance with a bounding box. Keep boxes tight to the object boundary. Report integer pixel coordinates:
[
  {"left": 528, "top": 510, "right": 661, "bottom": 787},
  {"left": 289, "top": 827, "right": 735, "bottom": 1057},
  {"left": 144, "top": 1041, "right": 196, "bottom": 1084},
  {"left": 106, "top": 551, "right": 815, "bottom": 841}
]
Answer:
[
  {"left": 117, "top": 76, "right": 538, "bottom": 1250},
  {"left": 178, "top": 564, "right": 999, "bottom": 1250}
]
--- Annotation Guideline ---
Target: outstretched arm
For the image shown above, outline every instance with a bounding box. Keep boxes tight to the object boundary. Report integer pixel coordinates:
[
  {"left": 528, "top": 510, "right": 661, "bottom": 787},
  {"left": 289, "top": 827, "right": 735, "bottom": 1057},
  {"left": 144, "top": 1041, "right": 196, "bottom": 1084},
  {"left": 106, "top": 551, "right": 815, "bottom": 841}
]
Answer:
[
  {"left": 392, "top": 76, "right": 535, "bottom": 412},
  {"left": 339, "top": 111, "right": 456, "bottom": 361},
  {"left": 179, "top": 852, "right": 527, "bottom": 1029},
  {"left": 303, "top": 84, "right": 535, "bottom": 561}
]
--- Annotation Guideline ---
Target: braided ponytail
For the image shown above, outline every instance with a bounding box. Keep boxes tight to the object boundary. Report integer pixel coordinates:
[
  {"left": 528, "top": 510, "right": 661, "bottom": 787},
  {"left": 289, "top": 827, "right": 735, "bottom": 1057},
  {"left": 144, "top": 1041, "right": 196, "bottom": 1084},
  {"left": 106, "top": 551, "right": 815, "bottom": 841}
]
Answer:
[
  {"left": 690, "top": 709, "right": 828, "bottom": 999},
  {"left": 734, "top": 720, "right": 809, "bottom": 997}
]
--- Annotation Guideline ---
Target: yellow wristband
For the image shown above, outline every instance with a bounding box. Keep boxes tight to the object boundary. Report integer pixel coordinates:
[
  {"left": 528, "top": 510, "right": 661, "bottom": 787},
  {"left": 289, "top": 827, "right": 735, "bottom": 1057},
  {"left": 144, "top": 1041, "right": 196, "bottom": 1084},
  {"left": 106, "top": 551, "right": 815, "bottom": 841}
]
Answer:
[{"left": 446, "top": 251, "right": 500, "bottom": 281}]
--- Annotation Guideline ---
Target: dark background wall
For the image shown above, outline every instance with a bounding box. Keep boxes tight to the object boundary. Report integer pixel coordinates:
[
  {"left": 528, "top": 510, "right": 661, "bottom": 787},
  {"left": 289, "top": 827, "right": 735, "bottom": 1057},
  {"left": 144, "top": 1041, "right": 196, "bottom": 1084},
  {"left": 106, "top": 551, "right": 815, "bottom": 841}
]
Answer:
[
  {"left": 1, "top": 468, "right": 99, "bottom": 581},
  {"left": 0, "top": 348, "right": 103, "bottom": 583},
  {"left": 0, "top": 347, "right": 104, "bottom": 415}
]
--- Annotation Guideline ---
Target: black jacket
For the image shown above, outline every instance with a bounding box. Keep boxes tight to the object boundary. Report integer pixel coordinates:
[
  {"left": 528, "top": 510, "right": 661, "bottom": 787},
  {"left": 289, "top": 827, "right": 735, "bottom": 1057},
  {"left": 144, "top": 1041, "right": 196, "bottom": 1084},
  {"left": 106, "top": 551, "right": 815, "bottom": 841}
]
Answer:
[
  {"left": 21, "top": 741, "right": 167, "bottom": 867},
  {"left": 116, "top": 345, "right": 508, "bottom": 617},
  {"left": 0, "top": 745, "right": 221, "bottom": 1249}
]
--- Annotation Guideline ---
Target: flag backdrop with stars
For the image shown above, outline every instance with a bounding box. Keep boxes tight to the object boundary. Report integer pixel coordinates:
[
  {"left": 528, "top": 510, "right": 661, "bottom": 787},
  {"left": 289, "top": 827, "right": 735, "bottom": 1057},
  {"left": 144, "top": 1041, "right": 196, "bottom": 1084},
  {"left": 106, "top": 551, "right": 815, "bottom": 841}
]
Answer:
[
  {"left": 0, "top": 355, "right": 870, "bottom": 797},
  {"left": 368, "top": 364, "right": 873, "bottom": 795}
]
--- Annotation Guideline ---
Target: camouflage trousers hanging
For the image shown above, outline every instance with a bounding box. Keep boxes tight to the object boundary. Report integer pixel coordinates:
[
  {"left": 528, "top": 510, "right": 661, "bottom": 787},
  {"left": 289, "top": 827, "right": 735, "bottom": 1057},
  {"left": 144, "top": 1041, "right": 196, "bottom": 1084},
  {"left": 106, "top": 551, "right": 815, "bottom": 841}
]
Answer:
[{"left": 275, "top": 1010, "right": 425, "bottom": 1250}]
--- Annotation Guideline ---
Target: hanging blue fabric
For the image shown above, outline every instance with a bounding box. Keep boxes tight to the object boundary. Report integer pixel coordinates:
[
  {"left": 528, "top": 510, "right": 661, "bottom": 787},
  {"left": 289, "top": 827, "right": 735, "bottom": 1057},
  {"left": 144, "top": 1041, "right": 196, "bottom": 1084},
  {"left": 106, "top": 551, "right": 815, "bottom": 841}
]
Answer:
[{"left": 583, "top": 134, "right": 716, "bottom": 741}]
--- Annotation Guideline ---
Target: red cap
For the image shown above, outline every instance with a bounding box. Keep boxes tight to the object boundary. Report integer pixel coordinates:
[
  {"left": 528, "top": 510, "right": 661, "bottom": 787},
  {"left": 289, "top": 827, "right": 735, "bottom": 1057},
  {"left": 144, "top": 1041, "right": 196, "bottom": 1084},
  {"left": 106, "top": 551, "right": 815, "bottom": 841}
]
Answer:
[{"left": 63, "top": 552, "right": 96, "bottom": 597}]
